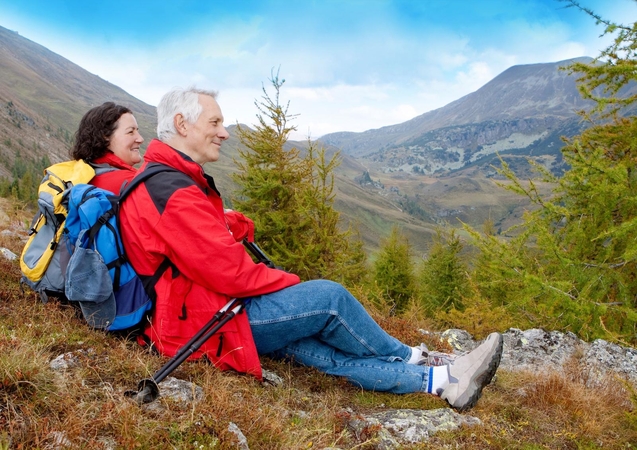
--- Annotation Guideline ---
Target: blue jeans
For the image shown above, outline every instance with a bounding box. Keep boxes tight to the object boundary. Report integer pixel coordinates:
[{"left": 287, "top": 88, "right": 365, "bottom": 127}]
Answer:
[{"left": 245, "top": 280, "right": 429, "bottom": 394}]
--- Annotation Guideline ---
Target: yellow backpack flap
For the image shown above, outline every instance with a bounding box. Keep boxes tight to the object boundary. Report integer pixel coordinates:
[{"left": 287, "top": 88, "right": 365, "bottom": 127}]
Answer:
[{"left": 20, "top": 160, "right": 95, "bottom": 292}]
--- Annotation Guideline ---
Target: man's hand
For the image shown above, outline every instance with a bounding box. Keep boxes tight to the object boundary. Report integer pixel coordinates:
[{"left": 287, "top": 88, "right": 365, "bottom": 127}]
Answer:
[{"left": 224, "top": 209, "right": 255, "bottom": 242}]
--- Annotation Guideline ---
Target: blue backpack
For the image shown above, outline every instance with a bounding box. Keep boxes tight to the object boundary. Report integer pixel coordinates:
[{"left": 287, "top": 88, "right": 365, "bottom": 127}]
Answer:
[{"left": 64, "top": 164, "right": 176, "bottom": 331}]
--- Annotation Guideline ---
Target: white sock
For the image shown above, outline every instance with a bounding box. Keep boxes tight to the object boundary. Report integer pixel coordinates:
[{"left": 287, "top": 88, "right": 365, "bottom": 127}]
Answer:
[
  {"left": 407, "top": 346, "right": 422, "bottom": 365},
  {"left": 426, "top": 365, "right": 449, "bottom": 395}
]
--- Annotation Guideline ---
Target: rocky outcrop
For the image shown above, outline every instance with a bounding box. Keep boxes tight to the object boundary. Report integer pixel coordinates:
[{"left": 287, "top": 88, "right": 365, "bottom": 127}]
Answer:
[
  {"left": 345, "top": 408, "right": 481, "bottom": 449},
  {"left": 443, "top": 328, "right": 637, "bottom": 385},
  {"left": 365, "top": 116, "right": 581, "bottom": 174},
  {"left": 341, "top": 328, "right": 637, "bottom": 449}
]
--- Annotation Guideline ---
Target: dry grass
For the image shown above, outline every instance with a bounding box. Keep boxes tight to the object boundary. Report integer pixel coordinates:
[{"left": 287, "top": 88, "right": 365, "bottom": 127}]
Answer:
[
  {"left": 452, "top": 368, "right": 637, "bottom": 450},
  {"left": 1, "top": 200, "right": 637, "bottom": 449}
]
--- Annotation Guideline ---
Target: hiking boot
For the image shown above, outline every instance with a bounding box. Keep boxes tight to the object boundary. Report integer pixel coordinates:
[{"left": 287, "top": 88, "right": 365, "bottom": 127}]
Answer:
[
  {"left": 414, "top": 343, "right": 461, "bottom": 366},
  {"left": 440, "top": 332, "right": 503, "bottom": 411}
]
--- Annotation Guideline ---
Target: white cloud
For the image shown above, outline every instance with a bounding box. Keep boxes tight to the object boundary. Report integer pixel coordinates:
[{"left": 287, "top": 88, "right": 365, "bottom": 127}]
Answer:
[
  {"left": 455, "top": 61, "right": 498, "bottom": 91},
  {"left": 546, "top": 41, "right": 589, "bottom": 63},
  {"left": 393, "top": 104, "right": 419, "bottom": 121},
  {"left": 28, "top": 14, "right": 608, "bottom": 143}
]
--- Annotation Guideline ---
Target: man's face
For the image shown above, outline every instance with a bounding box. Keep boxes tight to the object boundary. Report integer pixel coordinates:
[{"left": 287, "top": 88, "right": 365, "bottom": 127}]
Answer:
[{"left": 183, "top": 95, "right": 229, "bottom": 164}]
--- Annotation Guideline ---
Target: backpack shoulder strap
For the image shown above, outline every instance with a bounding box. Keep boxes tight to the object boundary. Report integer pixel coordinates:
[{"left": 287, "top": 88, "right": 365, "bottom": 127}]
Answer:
[
  {"left": 118, "top": 163, "right": 180, "bottom": 202},
  {"left": 114, "top": 163, "right": 182, "bottom": 312}
]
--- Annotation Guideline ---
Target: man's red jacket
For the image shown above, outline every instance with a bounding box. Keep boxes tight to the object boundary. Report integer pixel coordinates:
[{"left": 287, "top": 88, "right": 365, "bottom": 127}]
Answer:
[{"left": 120, "top": 139, "right": 300, "bottom": 379}]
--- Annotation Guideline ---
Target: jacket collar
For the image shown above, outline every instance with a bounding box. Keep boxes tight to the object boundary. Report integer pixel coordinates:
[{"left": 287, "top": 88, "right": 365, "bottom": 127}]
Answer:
[
  {"left": 92, "top": 152, "right": 136, "bottom": 170},
  {"left": 142, "top": 139, "right": 220, "bottom": 195}
]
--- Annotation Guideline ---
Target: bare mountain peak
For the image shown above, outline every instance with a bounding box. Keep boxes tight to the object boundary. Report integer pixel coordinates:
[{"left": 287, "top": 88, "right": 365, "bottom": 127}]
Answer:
[{"left": 319, "top": 57, "right": 597, "bottom": 158}]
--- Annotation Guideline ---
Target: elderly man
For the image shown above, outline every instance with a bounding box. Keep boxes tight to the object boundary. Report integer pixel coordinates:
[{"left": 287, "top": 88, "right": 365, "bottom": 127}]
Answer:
[{"left": 120, "top": 87, "right": 503, "bottom": 411}]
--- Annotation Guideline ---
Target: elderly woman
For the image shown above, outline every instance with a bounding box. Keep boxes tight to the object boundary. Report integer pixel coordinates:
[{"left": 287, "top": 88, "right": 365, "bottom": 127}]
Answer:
[{"left": 70, "top": 102, "right": 144, "bottom": 194}]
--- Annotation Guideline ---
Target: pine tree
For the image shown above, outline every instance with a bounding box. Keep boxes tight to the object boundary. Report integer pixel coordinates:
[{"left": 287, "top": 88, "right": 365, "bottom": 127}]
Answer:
[
  {"left": 372, "top": 226, "right": 415, "bottom": 314},
  {"left": 232, "top": 70, "right": 366, "bottom": 284},
  {"left": 294, "top": 140, "right": 367, "bottom": 285},
  {"left": 561, "top": 0, "right": 637, "bottom": 120},
  {"left": 468, "top": 113, "right": 637, "bottom": 341},
  {"left": 418, "top": 228, "right": 469, "bottom": 313},
  {"left": 232, "top": 73, "right": 311, "bottom": 273}
]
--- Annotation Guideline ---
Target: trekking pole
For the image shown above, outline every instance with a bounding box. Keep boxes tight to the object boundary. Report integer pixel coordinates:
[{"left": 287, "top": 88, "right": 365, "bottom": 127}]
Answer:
[
  {"left": 243, "top": 239, "right": 276, "bottom": 269},
  {"left": 125, "top": 297, "right": 245, "bottom": 404},
  {"left": 125, "top": 240, "right": 276, "bottom": 404}
]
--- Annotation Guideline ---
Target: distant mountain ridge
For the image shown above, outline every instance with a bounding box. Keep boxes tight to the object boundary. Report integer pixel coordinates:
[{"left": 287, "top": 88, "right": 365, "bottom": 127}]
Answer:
[{"left": 318, "top": 57, "right": 610, "bottom": 175}]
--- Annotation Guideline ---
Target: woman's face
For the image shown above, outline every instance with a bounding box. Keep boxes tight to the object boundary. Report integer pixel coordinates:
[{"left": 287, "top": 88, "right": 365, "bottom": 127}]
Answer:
[{"left": 108, "top": 112, "right": 144, "bottom": 166}]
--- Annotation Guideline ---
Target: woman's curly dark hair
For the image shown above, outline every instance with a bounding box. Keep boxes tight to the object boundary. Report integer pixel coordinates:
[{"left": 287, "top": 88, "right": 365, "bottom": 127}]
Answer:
[{"left": 70, "top": 102, "right": 132, "bottom": 161}]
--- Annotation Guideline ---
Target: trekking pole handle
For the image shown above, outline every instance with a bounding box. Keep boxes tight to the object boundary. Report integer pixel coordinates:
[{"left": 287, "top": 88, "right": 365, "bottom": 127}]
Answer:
[{"left": 243, "top": 239, "right": 276, "bottom": 269}]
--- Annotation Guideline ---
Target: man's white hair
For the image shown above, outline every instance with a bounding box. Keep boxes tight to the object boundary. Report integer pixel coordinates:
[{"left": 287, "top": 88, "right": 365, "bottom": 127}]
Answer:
[{"left": 156, "top": 87, "right": 218, "bottom": 141}]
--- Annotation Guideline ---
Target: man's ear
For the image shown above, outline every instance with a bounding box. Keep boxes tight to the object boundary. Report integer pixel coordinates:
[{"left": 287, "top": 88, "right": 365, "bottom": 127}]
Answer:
[{"left": 174, "top": 114, "right": 188, "bottom": 137}]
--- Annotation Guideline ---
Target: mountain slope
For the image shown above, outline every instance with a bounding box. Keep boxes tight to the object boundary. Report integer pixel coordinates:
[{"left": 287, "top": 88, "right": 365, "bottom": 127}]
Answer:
[{"left": 0, "top": 25, "right": 156, "bottom": 177}]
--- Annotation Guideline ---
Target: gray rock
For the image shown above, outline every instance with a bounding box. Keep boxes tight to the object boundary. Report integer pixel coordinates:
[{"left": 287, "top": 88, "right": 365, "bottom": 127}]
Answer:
[
  {"left": 155, "top": 376, "right": 204, "bottom": 403},
  {"left": 50, "top": 350, "right": 92, "bottom": 371},
  {"left": 429, "top": 328, "right": 637, "bottom": 386},
  {"left": 262, "top": 368, "right": 284, "bottom": 387},
  {"left": 348, "top": 408, "right": 481, "bottom": 449},
  {"left": 228, "top": 422, "right": 250, "bottom": 450},
  {"left": 500, "top": 328, "right": 584, "bottom": 371},
  {"left": 45, "top": 431, "right": 72, "bottom": 449},
  {"left": 138, "top": 377, "right": 205, "bottom": 414},
  {"left": 497, "top": 328, "right": 637, "bottom": 385},
  {"left": 0, "top": 247, "right": 17, "bottom": 261},
  {"left": 584, "top": 338, "right": 637, "bottom": 385},
  {"left": 96, "top": 436, "right": 117, "bottom": 450},
  {"left": 438, "top": 329, "right": 477, "bottom": 353}
]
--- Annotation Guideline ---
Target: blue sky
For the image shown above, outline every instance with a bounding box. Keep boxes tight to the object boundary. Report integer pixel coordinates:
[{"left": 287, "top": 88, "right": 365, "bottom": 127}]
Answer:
[{"left": 1, "top": 0, "right": 636, "bottom": 139}]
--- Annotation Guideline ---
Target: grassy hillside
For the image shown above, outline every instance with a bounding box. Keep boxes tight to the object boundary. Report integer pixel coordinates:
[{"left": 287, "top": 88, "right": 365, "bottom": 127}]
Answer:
[{"left": 1, "top": 197, "right": 636, "bottom": 449}]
